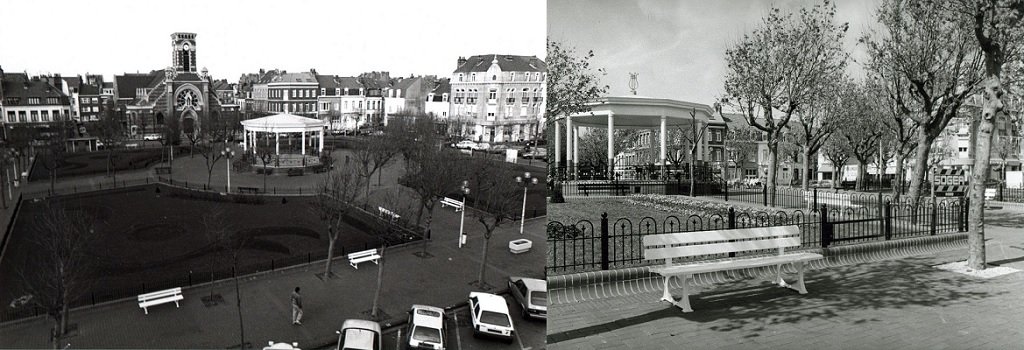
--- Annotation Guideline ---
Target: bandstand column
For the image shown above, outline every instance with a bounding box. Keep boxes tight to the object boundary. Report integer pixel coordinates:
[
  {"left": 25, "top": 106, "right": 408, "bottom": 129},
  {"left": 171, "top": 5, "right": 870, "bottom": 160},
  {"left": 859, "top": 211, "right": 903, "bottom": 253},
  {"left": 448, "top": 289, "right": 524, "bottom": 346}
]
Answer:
[
  {"left": 566, "top": 116, "right": 573, "bottom": 179},
  {"left": 573, "top": 125, "right": 579, "bottom": 179},
  {"left": 243, "top": 129, "right": 247, "bottom": 152},
  {"left": 607, "top": 112, "right": 615, "bottom": 177},
  {"left": 660, "top": 115, "right": 667, "bottom": 180},
  {"left": 275, "top": 132, "right": 280, "bottom": 155},
  {"left": 319, "top": 128, "right": 324, "bottom": 153},
  {"left": 301, "top": 130, "right": 306, "bottom": 155}
]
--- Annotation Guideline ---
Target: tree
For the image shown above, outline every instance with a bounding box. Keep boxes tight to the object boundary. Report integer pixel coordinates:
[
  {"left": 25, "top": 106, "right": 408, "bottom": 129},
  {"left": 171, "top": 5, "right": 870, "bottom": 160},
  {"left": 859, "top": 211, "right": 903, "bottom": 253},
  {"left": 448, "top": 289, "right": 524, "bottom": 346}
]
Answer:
[
  {"left": 86, "top": 98, "right": 124, "bottom": 182},
  {"left": 465, "top": 158, "right": 521, "bottom": 290},
  {"left": 822, "top": 132, "right": 852, "bottom": 185},
  {"left": 724, "top": 121, "right": 762, "bottom": 180},
  {"left": 792, "top": 77, "right": 847, "bottom": 190},
  {"left": 309, "top": 166, "right": 364, "bottom": 279},
  {"left": 865, "top": 71, "right": 920, "bottom": 198},
  {"left": 402, "top": 116, "right": 463, "bottom": 256},
  {"left": 863, "top": 0, "right": 984, "bottom": 207},
  {"left": 200, "top": 207, "right": 247, "bottom": 349},
  {"left": 946, "top": 0, "right": 1024, "bottom": 270},
  {"left": 576, "top": 128, "right": 638, "bottom": 175},
  {"left": 195, "top": 112, "right": 232, "bottom": 188},
  {"left": 40, "top": 121, "right": 72, "bottom": 194},
  {"left": 724, "top": 0, "right": 849, "bottom": 206},
  {"left": 17, "top": 201, "right": 96, "bottom": 349},
  {"left": 839, "top": 84, "right": 886, "bottom": 191},
  {"left": 158, "top": 114, "right": 182, "bottom": 172},
  {"left": 546, "top": 39, "right": 609, "bottom": 200}
]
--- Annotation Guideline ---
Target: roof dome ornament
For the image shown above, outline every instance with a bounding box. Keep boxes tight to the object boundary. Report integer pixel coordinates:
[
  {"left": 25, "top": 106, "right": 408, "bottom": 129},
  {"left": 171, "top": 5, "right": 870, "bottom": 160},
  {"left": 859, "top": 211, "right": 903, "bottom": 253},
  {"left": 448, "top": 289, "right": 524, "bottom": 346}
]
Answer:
[
  {"left": 165, "top": 66, "right": 176, "bottom": 81},
  {"left": 629, "top": 72, "right": 639, "bottom": 95},
  {"left": 201, "top": 67, "right": 209, "bottom": 79}
]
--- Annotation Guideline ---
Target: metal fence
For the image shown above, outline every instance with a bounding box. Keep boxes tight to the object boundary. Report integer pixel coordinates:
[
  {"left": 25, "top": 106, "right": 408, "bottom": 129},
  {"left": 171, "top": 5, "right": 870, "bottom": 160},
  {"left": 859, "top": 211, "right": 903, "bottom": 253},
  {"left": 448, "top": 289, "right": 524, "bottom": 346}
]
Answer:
[{"left": 546, "top": 198, "right": 967, "bottom": 274}]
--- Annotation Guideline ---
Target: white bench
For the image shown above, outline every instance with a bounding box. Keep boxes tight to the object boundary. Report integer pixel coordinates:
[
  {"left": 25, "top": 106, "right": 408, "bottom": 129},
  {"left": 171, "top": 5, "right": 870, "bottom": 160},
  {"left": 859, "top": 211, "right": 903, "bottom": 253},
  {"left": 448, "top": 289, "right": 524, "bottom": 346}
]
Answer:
[
  {"left": 440, "top": 197, "right": 464, "bottom": 211},
  {"left": 643, "top": 225, "right": 823, "bottom": 312},
  {"left": 377, "top": 207, "right": 400, "bottom": 223},
  {"left": 348, "top": 249, "right": 381, "bottom": 269},
  {"left": 137, "top": 287, "right": 183, "bottom": 315}
]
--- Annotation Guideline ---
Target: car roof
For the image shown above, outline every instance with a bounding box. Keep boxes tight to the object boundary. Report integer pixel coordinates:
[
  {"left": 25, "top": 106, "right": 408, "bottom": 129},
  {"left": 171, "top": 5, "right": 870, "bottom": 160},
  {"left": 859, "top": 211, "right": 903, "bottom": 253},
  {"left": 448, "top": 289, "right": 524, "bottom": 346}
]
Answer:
[
  {"left": 510, "top": 277, "right": 547, "bottom": 291},
  {"left": 342, "top": 319, "right": 381, "bottom": 333},
  {"left": 410, "top": 305, "right": 445, "bottom": 329},
  {"left": 343, "top": 328, "right": 376, "bottom": 349},
  {"left": 469, "top": 292, "right": 509, "bottom": 313}
]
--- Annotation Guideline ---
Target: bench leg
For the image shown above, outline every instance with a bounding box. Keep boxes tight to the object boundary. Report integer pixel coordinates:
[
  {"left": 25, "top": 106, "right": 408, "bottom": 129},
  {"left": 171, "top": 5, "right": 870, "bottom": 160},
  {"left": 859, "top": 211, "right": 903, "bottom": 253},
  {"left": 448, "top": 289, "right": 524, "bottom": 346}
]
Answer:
[
  {"left": 175, "top": 300, "right": 180, "bottom": 308},
  {"left": 776, "top": 262, "right": 808, "bottom": 294},
  {"left": 677, "top": 274, "right": 693, "bottom": 312},
  {"left": 350, "top": 262, "right": 358, "bottom": 269},
  {"left": 659, "top": 275, "right": 674, "bottom": 304},
  {"left": 143, "top": 307, "right": 148, "bottom": 315}
]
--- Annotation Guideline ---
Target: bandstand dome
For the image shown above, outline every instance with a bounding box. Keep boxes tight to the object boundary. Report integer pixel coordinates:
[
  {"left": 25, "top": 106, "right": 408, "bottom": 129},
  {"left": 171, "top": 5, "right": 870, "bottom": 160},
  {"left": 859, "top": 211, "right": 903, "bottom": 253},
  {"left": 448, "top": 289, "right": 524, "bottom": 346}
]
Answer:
[{"left": 240, "top": 113, "right": 327, "bottom": 133}]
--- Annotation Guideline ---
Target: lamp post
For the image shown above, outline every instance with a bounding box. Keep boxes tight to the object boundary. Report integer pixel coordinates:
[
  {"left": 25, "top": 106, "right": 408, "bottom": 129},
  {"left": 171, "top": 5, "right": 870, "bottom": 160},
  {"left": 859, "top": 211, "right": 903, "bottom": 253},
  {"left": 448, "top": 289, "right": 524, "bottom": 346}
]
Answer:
[
  {"left": 515, "top": 172, "right": 539, "bottom": 235},
  {"left": 459, "top": 180, "right": 469, "bottom": 248},
  {"left": 221, "top": 147, "right": 235, "bottom": 193}
]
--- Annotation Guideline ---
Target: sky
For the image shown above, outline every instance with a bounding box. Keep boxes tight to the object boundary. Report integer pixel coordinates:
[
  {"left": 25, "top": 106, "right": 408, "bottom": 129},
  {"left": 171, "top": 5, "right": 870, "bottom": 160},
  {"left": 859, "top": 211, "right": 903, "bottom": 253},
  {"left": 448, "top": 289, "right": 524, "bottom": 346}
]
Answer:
[
  {"left": 0, "top": 0, "right": 546, "bottom": 82},
  {"left": 548, "top": 0, "right": 881, "bottom": 105}
]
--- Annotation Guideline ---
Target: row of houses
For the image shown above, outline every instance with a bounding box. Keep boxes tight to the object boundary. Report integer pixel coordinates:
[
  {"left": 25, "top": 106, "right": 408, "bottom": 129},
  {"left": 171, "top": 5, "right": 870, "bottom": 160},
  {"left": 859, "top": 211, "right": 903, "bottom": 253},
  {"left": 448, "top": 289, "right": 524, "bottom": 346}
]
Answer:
[{"left": 1, "top": 32, "right": 548, "bottom": 148}]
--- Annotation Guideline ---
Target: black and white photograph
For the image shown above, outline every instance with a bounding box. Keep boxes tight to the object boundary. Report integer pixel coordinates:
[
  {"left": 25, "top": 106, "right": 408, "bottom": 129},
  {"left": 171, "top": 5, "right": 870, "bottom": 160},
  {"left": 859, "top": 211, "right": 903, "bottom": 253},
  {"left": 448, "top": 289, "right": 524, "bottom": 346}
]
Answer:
[
  {"left": 546, "top": 0, "right": 1024, "bottom": 349},
  {"left": 0, "top": 1, "right": 547, "bottom": 349}
]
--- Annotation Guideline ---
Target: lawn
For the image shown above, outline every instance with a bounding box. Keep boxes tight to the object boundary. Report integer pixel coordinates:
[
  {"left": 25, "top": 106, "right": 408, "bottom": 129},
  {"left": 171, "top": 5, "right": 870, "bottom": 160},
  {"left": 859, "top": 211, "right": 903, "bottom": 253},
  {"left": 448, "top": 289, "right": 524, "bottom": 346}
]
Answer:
[
  {"left": 29, "top": 147, "right": 175, "bottom": 181},
  {"left": 0, "top": 184, "right": 395, "bottom": 310}
]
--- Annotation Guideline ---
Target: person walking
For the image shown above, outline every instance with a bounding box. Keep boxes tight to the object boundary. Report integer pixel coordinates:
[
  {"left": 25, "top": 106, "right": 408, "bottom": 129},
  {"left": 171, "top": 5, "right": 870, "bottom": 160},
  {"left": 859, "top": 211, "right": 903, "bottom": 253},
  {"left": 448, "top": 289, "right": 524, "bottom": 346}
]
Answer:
[{"left": 291, "top": 287, "right": 303, "bottom": 325}]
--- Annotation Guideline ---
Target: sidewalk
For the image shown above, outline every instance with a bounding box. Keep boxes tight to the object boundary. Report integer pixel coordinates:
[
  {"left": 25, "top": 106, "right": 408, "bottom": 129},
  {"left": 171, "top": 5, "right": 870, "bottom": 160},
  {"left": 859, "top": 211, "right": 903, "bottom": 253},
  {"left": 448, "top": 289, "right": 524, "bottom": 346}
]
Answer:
[
  {"left": 546, "top": 218, "right": 1024, "bottom": 349},
  {"left": 0, "top": 204, "right": 546, "bottom": 348}
]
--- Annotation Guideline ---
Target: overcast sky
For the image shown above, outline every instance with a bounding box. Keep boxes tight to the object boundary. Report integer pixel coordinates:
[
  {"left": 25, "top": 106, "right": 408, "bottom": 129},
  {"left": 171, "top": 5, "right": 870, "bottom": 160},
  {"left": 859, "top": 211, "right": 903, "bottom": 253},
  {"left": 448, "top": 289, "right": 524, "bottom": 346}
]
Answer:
[
  {"left": 548, "top": 0, "right": 881, "bottom": 105},
  {"left": 0, "top": 0, "right": 546, "bottom": 82}
]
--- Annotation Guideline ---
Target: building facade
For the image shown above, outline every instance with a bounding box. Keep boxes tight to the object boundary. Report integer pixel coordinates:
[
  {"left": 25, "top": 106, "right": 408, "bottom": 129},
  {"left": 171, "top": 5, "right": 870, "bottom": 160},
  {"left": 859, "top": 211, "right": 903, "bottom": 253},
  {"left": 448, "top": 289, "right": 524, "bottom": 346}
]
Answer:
[
  {"left": 1, "top": 71, "right": 72, "bottom": 136},
  {"left": 450, "top": 55, "right": 546, "bottom": 143},
  {"left": 266, "top": 71, "right": 319, "bottom": 116},
  {"left": 425, "top": 78, "right": 450, "bottom": 120}
]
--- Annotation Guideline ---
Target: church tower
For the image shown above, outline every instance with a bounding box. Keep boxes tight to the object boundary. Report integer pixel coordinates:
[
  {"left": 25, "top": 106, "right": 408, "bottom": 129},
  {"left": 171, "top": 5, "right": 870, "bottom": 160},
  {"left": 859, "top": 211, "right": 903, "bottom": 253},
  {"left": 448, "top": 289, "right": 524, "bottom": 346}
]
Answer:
[{"left": 171, "top": 32, "right": 197, "bottom": 73}]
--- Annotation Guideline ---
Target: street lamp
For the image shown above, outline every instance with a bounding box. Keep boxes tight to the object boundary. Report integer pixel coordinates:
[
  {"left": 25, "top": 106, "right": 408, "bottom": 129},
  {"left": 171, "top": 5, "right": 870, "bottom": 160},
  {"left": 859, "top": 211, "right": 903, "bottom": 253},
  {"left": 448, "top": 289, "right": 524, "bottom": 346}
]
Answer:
[
  {"left": 221, "top": 146, "right": 235, "bottom": 193},
  {"left": 459, "top": 180, "right": 470, "bottom": 248},
  {"left": 515, "top": 172, "right": 539, "bottom": 235}
]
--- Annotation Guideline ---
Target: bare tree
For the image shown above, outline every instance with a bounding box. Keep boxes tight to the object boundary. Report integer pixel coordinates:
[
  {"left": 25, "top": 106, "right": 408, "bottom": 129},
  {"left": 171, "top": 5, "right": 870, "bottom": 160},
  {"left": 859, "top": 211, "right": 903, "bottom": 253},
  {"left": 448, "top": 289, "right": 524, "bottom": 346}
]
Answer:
[
  {"left": 464, "top": 158, "right": 522, "bottom": 290},
  {"left": 309, "top": 166, "right": 364, "bottom": 279},
  {"left": 17, "top": 202, "right": 96, "bottom": 349},
  {"left": 724, "top": 0, "right": 849, "bottom": 206},
  {"left": 792, "top": 77, "right": 847, "bottom": 190},
  {"left": 40, "top": 121, "right": 72, "bottom": 194},
  {"left": 865, "top": 72, "right": 920, "bottom": 198},
  {"left": 674, "top": 110, "right": 710, "bottom": 195},
  {"left": 200, "top": 207, "right": 247, "bottom": 349},
  {"left": 86, "top": 98, "right": 124, "bottom": 182},
  {"left": 863, "top": 0, "right": 984, "bottom": 207},
  {"left": 822, "top": 133, "right": 852, "bottom": 186}
]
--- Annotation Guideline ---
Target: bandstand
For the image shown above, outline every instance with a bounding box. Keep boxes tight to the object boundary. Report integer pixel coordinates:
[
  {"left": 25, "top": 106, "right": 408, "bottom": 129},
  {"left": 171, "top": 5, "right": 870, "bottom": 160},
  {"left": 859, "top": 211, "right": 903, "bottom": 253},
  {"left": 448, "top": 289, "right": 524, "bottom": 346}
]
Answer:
[
  {"left": 553, "top": 96, "right": 719, "bottom": 196},
  {"left": 240, "top": 113, "right": 327, "bottom": 168}
]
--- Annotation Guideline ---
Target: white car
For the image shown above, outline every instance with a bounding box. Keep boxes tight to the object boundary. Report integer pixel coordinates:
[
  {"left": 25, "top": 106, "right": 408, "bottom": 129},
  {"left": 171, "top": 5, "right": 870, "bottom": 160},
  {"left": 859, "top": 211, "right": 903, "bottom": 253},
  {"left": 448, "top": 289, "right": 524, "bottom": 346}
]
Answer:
[
  {"left": 406, "top": 304, "right": 446, "bottom": 350},
  {"left": 508, "top": 277, "right": 547, "bottom": 320},
  {"left": 454, "top": 140, "right": 477, "bottom": 149},
  {"left": 468, "top": 292, "right": 515, "bottom": 343},
  {"left": 143, "top": 133, "right": 162, "bottom": 141},
  {"left": 471, "top": 142, "right": 491, "bottom": 151},
  {"left": 335, "top": 319, "right": 381, "bottom": 350}
]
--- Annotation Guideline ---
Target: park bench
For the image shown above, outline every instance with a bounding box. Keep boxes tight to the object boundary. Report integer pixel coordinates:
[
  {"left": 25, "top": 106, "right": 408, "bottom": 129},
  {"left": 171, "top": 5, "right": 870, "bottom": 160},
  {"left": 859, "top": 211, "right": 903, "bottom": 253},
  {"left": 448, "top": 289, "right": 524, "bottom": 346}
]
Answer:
[
  {"left": 579, "top": 182, "right": 629, "bottom": 196},
  {"left": 348, "top": 249, "right": 381, "bottom": 269},
  {"left": 238, "top": 186, "right": 260, "bottom": 194},
  {"left": 137, "top": 287, "right": 183, "bottom": 315},
  {"left": 642, "top": 225, "right": 823, "bottom": 312},
  {"left": 440, "top": 197, "right": 464, "bottom": 211},
  {"left": 378, "top": 207, "right": 401, "bottom": 223},
  {"left": 287, "top": 168, "right": 304, "bottom": 177}
]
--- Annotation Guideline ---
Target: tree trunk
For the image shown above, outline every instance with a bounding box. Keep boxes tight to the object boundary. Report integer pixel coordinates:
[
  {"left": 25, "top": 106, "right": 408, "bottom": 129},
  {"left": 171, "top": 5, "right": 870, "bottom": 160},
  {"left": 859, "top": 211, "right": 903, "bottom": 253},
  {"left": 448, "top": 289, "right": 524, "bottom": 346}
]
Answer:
[
  {"left": 855, "top": 161, "right": 866, "bottom": 192},
  {"left": 767, "top": 141, "right": 779, "bottom": 207},
  {"left": 907, "top": 128, "right": 936, "bottom": 208},
  {"left": 688, "top": 154, "right": 695, "bottom": 197},
  {"left": 371, "top": 245, "right": 385, "bottom": 318},
  {"left": 421, "top": 206, "right": 434, "bottom": 254},
  {"left": 967, "top": 76, "right": 1002, "bottom": 270},
  {"left": 802, "top": 146, "right": 811, "bottom": 191},
  {"left": 233, "top": 265, "right": 245, "bottom": 349},
  {"left": 477, "top": 234, "right": 491, "bottom": 288},
  {"left": 324, "top": 231, "right": 337, "bottom": 278},
  {"left": 893, "top": 152, "right": 907, "bottom": 201}
]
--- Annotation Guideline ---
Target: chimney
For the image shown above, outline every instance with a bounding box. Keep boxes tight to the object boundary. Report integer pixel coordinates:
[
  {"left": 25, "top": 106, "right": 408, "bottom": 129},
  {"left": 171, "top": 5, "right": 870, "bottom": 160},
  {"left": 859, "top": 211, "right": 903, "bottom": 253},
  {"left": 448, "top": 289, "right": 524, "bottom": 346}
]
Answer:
[
  {"left": 457, "top": 56, "right": 467, "bottom": 68},
  {"left": 54, "top": 74, "right": 63, "bottom": 90}
]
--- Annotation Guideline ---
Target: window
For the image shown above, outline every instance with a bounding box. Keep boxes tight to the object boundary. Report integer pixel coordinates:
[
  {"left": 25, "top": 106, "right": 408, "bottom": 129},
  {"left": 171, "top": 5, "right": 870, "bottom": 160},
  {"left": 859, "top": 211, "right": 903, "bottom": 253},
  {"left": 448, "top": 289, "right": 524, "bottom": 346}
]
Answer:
[
  {"left": 18, "top": 111, "right": 26, "bottom": 122},
  {"left": 492, "top": 75, "right": 497, "bottom": 81},
  {"left": 510, "top": 72, "right": 515, "bottom": 80},
  {"left": 321, "top": 88, "right": 326, "bottom": 95},
  {"left": 28, "top": 98, "right": 40, "bottom": 105},
  {"left": 458, "top": 74, "right": 464, "bottom": 82},
  {"left": 488, "top": 89, "right": 497, "bottom": 102},
  {"left": 471, "top": 73, "right": 476, "bottom": 81},
  {"left": 6, "top": 112, "right": 14, "bottom": 123},
  {"left": 41, "top": 110, "right": 49, "bottom": 122},
  {"left": 30, "top": 111, "right": 39, "bottom": 122},
  {"left": 959, "top": 147, "right": 968, "bottom": 153},
  {"left": 48, "top": 97, "right": 59, "bottom": 105}
]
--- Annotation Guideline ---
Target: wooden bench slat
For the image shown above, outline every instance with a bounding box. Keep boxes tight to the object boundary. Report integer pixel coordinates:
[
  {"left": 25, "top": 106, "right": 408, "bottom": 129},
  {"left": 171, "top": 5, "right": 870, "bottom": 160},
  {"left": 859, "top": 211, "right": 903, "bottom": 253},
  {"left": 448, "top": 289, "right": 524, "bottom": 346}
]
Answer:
[
  {"left": 645, "top": 236, "right": 801, "bottom": 260},
  {"left": 139, "top": 295, "right": 184, "bottom": 307},
  {"left": 650, "top": 252, "right": 823, "bottom": 276},
  {"left": 643, "top": 226, "right": 800, "bottom": 246}
]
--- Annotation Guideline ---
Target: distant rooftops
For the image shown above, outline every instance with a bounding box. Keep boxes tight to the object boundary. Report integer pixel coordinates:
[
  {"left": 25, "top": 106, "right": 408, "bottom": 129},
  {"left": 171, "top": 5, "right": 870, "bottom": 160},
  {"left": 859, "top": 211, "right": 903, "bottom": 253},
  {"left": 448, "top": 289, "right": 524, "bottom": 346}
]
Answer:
[{"left": 454, "top": 54, "right": 546, "bottom": 74}]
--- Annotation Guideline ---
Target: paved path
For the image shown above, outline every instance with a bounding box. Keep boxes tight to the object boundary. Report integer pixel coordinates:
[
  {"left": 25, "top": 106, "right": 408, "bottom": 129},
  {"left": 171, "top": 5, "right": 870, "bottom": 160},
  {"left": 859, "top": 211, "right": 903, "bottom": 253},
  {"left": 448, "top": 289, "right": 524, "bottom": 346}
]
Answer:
[{"left": 547, "top": 216, "right": 1024, "bottom": 350}]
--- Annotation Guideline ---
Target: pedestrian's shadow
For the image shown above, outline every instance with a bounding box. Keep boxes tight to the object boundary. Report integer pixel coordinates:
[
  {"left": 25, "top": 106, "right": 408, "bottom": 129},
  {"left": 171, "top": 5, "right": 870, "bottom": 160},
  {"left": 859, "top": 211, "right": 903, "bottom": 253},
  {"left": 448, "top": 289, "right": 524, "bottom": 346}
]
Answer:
[{"left": 549, "top": 257, "right": 1005, "bottom": 342}]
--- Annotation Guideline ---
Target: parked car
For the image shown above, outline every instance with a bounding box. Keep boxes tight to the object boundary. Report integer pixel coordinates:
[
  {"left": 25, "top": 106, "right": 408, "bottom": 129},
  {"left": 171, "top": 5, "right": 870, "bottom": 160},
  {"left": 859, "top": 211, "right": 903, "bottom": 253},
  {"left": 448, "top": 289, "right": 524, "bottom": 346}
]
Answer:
[
  {"left": 454, "top": 140, "right": 477, "bottom": 149},
  {"left": 742, "top": 177, "right": 762, "bottom": 188},
  {"left": 523, "top": 147, "right": 547, "bottom": 161},
  {"left": 143, "top": 133, "right": 162, "bottom": 141},
  {"left": 817, "top": 179, "right": 834, "bottom": 188},
  {"left": 406, "top": 304, "right": 446, "bottom": 350},
  {"left": 468, "top": 292, "right": 515, "bottom": 343},
  {"left": 508, "top": 276, "right": 547, "bottom": 320},
  {"left": 472, "top": 142, "right": 491, "bottom": 152},
  {"left": 489, "top": 144, "right": 511, "bottom": 154},
  {"left": 335, "top": 319, "right": 381, "bottom": 350}
]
